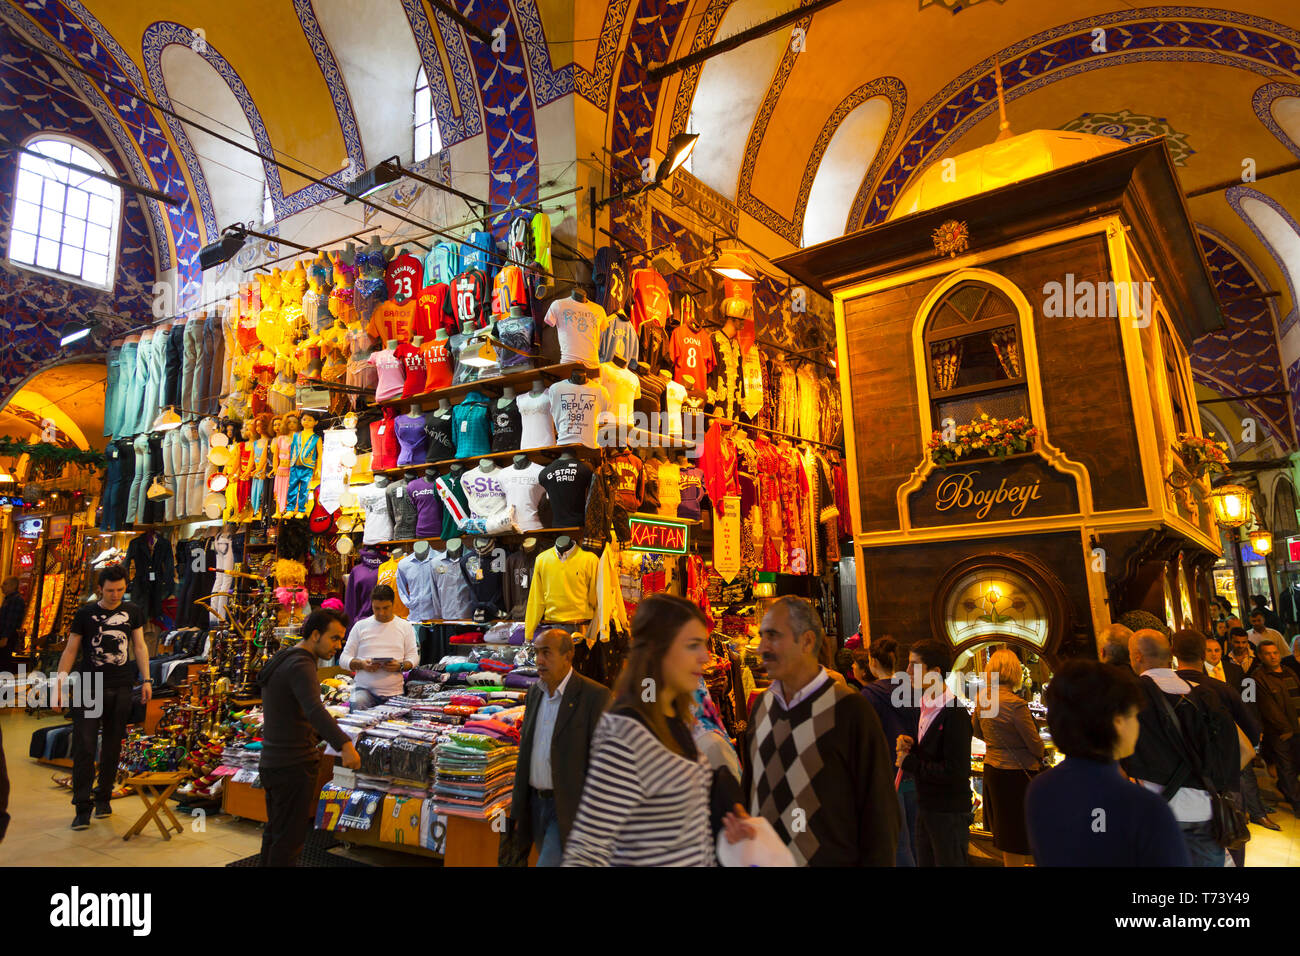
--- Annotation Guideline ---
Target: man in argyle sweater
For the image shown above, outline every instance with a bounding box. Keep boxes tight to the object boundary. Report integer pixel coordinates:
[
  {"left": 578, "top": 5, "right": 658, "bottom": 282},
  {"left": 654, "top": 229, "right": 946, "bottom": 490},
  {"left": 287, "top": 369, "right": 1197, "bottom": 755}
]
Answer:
[{"left": 739, "top": 596, "right": 899, "bottom": 865}]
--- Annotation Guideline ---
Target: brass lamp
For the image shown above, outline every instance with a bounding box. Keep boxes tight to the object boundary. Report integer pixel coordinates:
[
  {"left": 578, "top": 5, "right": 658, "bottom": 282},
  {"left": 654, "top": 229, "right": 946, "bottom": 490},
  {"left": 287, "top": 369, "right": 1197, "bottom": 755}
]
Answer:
[
  {"left": 1208, "top": 483, "right": 1252, "bottom": 528},
  {"left": 1249, "top": 526, "right": 1273, "bottom": 555}
]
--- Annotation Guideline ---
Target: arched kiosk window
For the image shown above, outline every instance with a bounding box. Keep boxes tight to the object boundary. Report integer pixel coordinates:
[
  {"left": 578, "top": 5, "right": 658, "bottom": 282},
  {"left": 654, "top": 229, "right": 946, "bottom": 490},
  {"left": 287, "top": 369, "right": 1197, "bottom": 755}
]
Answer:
[{"left": 923, "top": 281, "right": 1031, "bottom": 429}]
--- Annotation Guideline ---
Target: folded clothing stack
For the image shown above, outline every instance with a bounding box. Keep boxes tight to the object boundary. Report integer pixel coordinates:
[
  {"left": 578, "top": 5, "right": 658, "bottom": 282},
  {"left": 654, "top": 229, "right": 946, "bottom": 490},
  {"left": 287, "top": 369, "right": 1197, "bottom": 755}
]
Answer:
[{"left": 431, "top": 731, "right": 518, "bottom": 819}]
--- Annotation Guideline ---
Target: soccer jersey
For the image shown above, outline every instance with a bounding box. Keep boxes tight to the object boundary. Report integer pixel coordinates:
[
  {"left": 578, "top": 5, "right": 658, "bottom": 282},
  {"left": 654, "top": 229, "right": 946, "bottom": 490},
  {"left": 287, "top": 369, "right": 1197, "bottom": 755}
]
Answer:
[
  {"left": 599, "top": 314, "right": 639, "bottom": 365},
  {"left": 670, "top": 325, "right": 714, "bottom": 392},
  {"left": 395, "top": 342, "right": 427, "bottom": 399},
  {"left": 421, "top": 336, "right": 453, "bottom": 392},
  {"left": 415, "top": 282, "right": 456, "bottom": 340},
  {"left": 637, "top": 320, "right": 668, "bottom": 376},
  {"left": 508, "top": 216, "right": 531, "bottom": 266},
  {"left": 631, "top": 268, "right": 672, "bottom": 331},
  {"left": 427, "top": 241, "right": 460, "bottom": 285},
  {"left": 548, "top": 379, "right": 608, "bottom": 448},
  {"left": 531, "top": 212, "right": 552, "bottom": 272},
  {"left": 452, "top": 270, "right": 491, "bottom": 330},
  {"left": 369, "top": 298, "right": 417, "bottom": 345},
  {"left": 386, "top": 253, "right": 422, "bottom": 304},
  {"left": 461, "top": 231, "right": 495, "bottom": 273},
  {"left": 491, "top": 265, "right": 528, "bottom": 317},
  {"left": 544, "top": 296, "right": 606, "bottom": 367}
]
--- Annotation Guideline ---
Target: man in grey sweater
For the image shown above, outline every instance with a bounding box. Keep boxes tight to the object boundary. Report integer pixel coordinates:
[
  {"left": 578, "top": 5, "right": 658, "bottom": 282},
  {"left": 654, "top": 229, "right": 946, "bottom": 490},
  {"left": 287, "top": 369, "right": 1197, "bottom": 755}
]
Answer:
[{"left": 257, "top": 609, "right": 360, "bottom": 866}]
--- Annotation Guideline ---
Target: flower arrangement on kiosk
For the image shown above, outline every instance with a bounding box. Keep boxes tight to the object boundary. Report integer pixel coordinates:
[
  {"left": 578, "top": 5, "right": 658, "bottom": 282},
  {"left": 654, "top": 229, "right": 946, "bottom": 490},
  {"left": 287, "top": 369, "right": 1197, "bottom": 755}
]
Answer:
[
  {"left": 1174, "top": 432, "right": 1229, "bottom": 478},
  {"left": 928, "top": 413, "right": 1039, "bottom": 465}
]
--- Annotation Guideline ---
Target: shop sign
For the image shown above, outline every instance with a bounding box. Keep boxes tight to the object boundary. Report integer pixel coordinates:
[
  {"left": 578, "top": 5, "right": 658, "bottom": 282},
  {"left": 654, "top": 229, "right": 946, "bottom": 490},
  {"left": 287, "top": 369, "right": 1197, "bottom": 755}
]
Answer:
[
  {"left": 1288, "top": 537, "right": 1300, "bottom": 564},
  {"left": 1240, "top": 542, "right": 1267, "bottom": 564},
  {"left": 17, "top": 518, "right": 43, "bottom": 537},
  {"left": 629, "top": 516, "right": 690, "bottom": 555},
  {"left": 908, "top": 454, "right": 1078, "bottom": 528},
  {"left": 712, "top": 496, "right": 742, "bottom": 582}
]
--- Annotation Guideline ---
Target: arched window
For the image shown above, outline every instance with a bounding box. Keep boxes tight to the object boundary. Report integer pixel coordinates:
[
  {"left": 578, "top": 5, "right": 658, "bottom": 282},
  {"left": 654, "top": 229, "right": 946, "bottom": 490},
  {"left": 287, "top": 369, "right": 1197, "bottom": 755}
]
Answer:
[
  {"left": 923, "top": 280, "right": 1030, "bottom": 429},
  {"left": 262, "top": 181, "right": 275, "bottom": 225},
  {"left": 7, "top": 136, "right": 121, "bottom": 289},
  {"left": 414, "top": 67, "right": 442, "bottom": 163}
]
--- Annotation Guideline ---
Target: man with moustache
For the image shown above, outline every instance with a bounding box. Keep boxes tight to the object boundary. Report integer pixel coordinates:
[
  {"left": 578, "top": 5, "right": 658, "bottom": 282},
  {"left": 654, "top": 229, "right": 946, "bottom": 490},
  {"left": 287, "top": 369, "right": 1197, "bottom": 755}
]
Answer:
[{"left": 734, "top": 596, "right": 898, "bottom": 865}]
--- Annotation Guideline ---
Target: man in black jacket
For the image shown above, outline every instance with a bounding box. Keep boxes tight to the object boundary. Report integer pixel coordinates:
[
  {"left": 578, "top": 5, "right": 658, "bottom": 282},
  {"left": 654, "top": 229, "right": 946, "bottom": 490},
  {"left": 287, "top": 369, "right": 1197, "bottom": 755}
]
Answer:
[
  {"left": 898, "top": 638, "right": 972, "bottom": 866},
  {"left": 506, "top": 628, "right": 610, "bottom": 866},
  {"left": 0, "top": 577, "right": 25, "bottom": 673},
  {"left": 1204, "top": 634, "right": 1275, "bottom": 829},
  {"left": 257, "top": 609, "right": 360, "bottom": 866}
]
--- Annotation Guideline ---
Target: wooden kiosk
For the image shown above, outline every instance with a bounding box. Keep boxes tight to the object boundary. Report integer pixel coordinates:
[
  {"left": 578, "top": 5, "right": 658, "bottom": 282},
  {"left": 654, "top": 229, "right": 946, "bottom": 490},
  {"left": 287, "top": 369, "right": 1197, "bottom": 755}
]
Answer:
[{"left": 778, "top": 133, "right": 1226, "bottom": 662}]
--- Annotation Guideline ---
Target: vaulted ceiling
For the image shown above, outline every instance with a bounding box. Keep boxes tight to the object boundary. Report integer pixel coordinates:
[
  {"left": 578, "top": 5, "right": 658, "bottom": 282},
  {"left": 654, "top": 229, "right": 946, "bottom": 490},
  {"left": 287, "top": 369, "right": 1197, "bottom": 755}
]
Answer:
[{"left": 4, "top": 0, "right": 1300, "bottom": 443}]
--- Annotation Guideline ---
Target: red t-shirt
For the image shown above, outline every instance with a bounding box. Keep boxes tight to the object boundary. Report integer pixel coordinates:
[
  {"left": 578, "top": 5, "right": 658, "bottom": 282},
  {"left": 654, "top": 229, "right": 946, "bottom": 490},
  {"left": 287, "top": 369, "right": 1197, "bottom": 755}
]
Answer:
[
  {"left": 395, "top": 342, "right": 427, "bottom": 399},
  {"left": 631, "top": 268, "right": 672, "bottom": 331},
  {"left": 421, "top": 337, "right": 453, "bottom": 392},
  {"left": 415, "top": 282, "right": 456, "bottom": 340},
  {"left": 670, "top": 325, "right": 714, "bottom": 392}
]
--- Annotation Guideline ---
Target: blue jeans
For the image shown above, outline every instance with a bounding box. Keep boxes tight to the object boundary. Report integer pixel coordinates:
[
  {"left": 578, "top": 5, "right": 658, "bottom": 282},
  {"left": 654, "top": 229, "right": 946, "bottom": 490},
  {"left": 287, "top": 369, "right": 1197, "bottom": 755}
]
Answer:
[
  {"left": 350, "top": 689, "right": 391, "bottom": 711},
  {"left": 1181, "top": 821, "right": 1226, "bottom": 867},
  {"left": 895, "top": 788, "right": 916, "bottom": 867},
  {"left": 531, "top": 792, "right": 562, "bottom": 867}
]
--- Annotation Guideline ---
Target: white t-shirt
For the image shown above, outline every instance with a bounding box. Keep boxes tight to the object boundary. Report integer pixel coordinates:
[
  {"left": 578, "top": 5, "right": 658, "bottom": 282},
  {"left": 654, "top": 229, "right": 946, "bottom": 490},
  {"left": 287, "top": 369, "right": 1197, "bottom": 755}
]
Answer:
[
  {"left": 544, "top": 297, "right": 606, "bottom": 367},
  {"left": 496, "top": 461, "right": 546, "bottom": 530},
  {"left": 1247, "top": 626, "right": 1283, "bottom": 648},
  {"left": 460, "top": 464, "right": 508, "bottom": 517},
  {"left": 548, "top": 380, "right": 608, "bottom": 448},
  {"left": 665, "top": 379, "right": 686, "bottom": 437},
  {"left": 517, "top": 390, "right": 555, "bottom": 450},
  {"left": 358, "top": 482, "right": 393, "bottom": 545},
  {"left": 600, "top": 363, "right": 640, "bottom": 425},
  {"left": 339, "top": 615, "right": 419, "bottom": 697}
]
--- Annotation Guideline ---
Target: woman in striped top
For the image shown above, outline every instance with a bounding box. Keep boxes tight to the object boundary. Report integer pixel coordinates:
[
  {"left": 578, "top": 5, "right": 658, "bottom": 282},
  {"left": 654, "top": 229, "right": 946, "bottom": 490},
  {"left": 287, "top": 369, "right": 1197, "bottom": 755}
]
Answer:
[{"left": 562, "top": 595, "right": 750, "bottom": 866}]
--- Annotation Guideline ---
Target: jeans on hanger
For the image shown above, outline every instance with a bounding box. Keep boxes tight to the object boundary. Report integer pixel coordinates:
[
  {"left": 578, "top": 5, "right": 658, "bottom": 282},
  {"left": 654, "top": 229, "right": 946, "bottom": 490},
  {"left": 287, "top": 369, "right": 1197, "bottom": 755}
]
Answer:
[
  {"left": 119, "top": 340, "right": 145, "bottom": 437},
  {"left": 197, "top": 418, "right": 215, "bottom": 513},
  {"left": 113, "top": 438, "right": 135, "bottom": 529},
  {"left": 165, "top": 322, "right": 185, "bottom": 409},
  {"left": 103, "top": 345, "right": 122, "bottom": 439},
  {"left": 132, "top": 331, "right": 156, "bottom": 436},
  {"left": 101, "top": 446, "right": 123, "bottom": 531},
  {"left": 126, "top": 434, "right": 149, "bottom": 525},
  {"left": 162, "top": 428, "right": 182, "bottom": 522},
  {"left": 182, "top": 317, "right": 203, "bottom": 416},
  {"left": 151, "top": 325, "right": 170, "bottom": 422},
  {"left": 201, "top": 313, "right": 224, "bottom": 416},
  {"left": 177, "top": 423, "right": 196, "bottom": 517},
  {"left": 145, "top": 432, "right": 165, "bottom": 524}
]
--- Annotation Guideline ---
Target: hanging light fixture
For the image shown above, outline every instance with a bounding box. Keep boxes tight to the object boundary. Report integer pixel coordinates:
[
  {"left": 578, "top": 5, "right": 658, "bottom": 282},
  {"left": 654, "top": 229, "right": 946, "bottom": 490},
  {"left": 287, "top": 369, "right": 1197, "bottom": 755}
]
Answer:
[
  {"left": 1208, "top": 482, "right": 1252, "bottom": 528},
  {"left": 1250, "top": 526, "right": 1273, "bottom": 555},
  {"left": 152, "top": 407, "right": 183, "bottom": 432}
]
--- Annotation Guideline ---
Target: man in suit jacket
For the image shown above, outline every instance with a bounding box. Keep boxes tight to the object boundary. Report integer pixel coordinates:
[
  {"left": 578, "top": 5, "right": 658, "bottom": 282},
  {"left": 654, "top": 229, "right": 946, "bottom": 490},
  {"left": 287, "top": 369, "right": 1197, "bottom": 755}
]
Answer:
[
  {"left": 506, "top": 628, "right": 610, "bottom": 866},
  {"left": 1206, "top": 634, "right": 1278, "bottom": 830}
]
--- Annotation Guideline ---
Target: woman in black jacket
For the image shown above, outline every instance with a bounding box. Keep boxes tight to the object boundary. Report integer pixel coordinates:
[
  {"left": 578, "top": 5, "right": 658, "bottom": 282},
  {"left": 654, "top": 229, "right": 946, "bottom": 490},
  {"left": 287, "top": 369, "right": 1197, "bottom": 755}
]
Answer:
[{"left": 897, "top": 639, "right": 972, "bottom": 867}]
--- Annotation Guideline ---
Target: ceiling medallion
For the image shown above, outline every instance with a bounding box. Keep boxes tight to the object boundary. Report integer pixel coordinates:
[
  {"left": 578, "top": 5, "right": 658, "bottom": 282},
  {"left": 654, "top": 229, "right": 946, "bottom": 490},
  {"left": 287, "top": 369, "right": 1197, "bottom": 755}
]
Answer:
[
  {"left": 932, "top": 219, "right": 970, "bottom": 257},
  {"left": 1060, "top": 109, "right": 1196, "bottom": 166},
  {"left": 919, "top": 0, "right": 1006, "bottom": 10}
]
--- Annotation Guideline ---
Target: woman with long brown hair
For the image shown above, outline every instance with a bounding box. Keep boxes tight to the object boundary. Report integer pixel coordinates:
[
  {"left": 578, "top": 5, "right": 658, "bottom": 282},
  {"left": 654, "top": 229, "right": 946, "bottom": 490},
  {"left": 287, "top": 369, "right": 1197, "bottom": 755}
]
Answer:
[{"left": 562, "top": 594, "right": 751, "bottom": 866}]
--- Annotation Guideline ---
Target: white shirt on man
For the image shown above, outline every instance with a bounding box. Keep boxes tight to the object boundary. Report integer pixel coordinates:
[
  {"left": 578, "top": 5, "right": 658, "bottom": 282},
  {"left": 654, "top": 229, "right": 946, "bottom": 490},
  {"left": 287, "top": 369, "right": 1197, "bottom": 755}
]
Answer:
[
  {"left": 1247, "top": 626, "right": 1283, "bottom": 648},
  {"left": 1136, "top": 668, "right": 1212, "bottom": 824},
  {"left": 339, "top": 615, "right": 418, "bottom": 698},
  {"left": 528, "top": 667, "right": 573, "bottom": 790}
]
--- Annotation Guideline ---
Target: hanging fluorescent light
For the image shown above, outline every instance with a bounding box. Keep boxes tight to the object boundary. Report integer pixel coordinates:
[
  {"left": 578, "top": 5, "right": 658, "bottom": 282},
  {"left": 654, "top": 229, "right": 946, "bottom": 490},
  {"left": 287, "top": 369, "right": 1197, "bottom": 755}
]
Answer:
[
  {"left": 655, "top": 132, "right": 699, "bottom": 183},
  {"left": 199, "top": 223, "right": 313, "bottom": 271},
  {"left": 345, "top": 156, "right": 402, "bottom": 203},
  {"left": 460, "top": 336, "right": 500, "bottom": 368},
  {"left": 711, "top": 251, "right": 758, "bottom": 282},
  {"left": 59, "top": 319, "right": 97, "bottom": 347}
]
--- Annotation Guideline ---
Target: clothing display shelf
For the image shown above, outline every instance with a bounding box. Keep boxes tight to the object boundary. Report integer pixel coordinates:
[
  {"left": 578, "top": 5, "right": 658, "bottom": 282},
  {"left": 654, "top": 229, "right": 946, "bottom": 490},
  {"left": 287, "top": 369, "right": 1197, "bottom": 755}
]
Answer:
[
  {"left": 373, "top": 361, "right": 584, "bottom": 410},
  {"left": 341, "top": 528, "right": 582, "bottom": 546},
  {"left": 372, "top": 443, "right": 598, "bottom": 478}
]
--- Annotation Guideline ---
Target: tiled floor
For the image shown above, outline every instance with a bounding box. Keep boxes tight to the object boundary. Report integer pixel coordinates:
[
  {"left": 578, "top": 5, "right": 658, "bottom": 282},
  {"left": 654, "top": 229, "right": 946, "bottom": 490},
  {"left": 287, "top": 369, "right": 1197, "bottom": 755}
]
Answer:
[{"left": 3, "top": 707, "right": 1298, "bottom": 866}]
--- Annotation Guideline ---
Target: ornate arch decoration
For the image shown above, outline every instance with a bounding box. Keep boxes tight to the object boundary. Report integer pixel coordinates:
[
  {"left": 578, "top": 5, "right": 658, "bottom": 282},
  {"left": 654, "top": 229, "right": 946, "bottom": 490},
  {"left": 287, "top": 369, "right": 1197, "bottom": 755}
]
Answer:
[
  {"left": 400, "top": 0, "right": 484, "bottom": 146},
  {"left": 852, "top": 8, "right": 1300, "bottom": 229},
  {"left": 1225, "top": 186, "right": 1300, "bottom": 330},
  {"left": 1191, "top": 226, "right": 1292, "bottom": 447},
  {"left": 2, "top": 0, "right": 203, "bottom": 285},
  {"left": 1252, "top": 81, "right": 1300, "bottom": 158},
  {"left": 142, "top": 18, "right": 364, "bottom": 237}
]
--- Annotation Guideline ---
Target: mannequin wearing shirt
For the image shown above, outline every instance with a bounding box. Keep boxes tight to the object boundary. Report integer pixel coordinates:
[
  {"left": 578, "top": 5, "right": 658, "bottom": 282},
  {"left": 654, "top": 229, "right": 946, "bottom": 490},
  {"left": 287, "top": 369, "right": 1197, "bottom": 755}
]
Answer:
[
  {"left": 523, "top": 535, "right": 599, "bottom": 640},
  {"left": 498, "top": 453, "right": 547, "bottom": 531},
  {"left": 396, "top": 404, "right": 428, "bottom": 466},
  {"left": 371, "top": 339, "right": 405, "bottom": 403},
  {"left": 425, "top": 398, "right": 456, "bottom": 463},
  {"left": 518, "top": 378, "right": 556, "bottom": 450},
  {"left": 397, "top": 539, "right": 439, "bottom": 626},
  {"left": 423, "top": 329, "right": 454, "bottom": 392},
  {"left": 376, "top": 547, "right": 410, "bottom": 618},
  {"left": 360, "top": 475, "right": 394, "bottom": 546},
  {"left": 492, "top": 386, "right": 523, "bottom": 452}
]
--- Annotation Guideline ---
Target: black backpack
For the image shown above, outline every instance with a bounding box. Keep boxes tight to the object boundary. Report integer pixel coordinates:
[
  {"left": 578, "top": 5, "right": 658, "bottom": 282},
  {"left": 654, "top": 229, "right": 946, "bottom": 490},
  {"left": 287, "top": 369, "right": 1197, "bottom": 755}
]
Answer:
[{"left": 1148, "top": 679, "right": 1239, "bottom": 795}]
